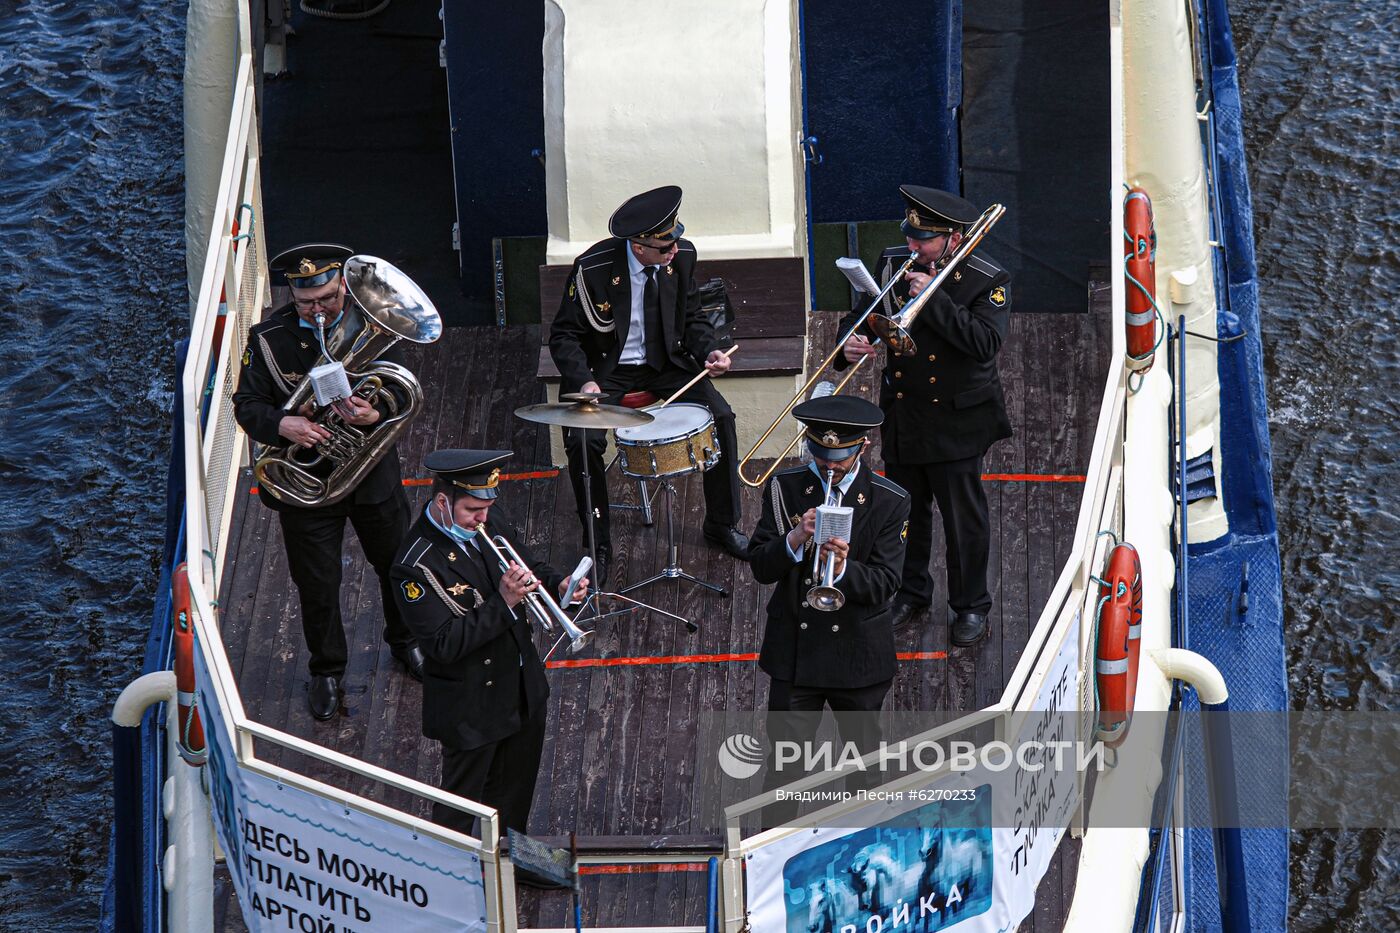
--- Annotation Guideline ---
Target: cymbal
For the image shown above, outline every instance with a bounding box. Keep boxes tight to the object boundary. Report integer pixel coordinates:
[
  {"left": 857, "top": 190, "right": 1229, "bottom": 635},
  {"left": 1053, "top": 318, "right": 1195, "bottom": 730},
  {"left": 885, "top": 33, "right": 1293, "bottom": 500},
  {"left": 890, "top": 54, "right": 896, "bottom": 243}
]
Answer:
[{"left": 514, "top": 393, "right": 655, "bottom": 429}]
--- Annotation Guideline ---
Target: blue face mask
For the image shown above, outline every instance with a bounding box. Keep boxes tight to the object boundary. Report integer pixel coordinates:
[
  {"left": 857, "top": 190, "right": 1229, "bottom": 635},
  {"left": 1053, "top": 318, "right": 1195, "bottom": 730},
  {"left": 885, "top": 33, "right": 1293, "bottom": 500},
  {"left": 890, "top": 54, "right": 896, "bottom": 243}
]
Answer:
[
  {"left": 437, "top": 498, "right": 477, "bottom": 543},
  {"left": 296, "top": 309, "right": 345, "bottom": 331}
]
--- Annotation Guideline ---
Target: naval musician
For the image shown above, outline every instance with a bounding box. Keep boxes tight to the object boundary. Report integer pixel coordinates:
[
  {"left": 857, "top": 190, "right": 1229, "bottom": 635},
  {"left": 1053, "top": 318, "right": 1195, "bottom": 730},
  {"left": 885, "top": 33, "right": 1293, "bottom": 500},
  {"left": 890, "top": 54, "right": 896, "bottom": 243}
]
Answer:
[
  {"left": 836, "top": 186, "right": 1013, "bottom": 647},
  {"left": 548, "top": 185, "right": 749, "bottom": 584},
  {"left": 232, "top": 243, "right": 423, "bottom": 721},
  {"left": 389, "top": 449, "right": 585, "bottom": 872},
  {"left": 747, "top": 396, "right": 910, "bottom": 819}
]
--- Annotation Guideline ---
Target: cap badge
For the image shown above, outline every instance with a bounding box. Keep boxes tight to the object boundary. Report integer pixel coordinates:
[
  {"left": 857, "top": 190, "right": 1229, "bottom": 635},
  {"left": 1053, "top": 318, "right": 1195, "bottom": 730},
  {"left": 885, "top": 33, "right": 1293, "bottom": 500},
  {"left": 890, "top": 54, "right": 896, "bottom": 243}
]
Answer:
[
  {"left": 907, "top": 208, "right": 921, "bottom": 226},
  {"left": 297, "top": 258, "right": 317, "bottom": 276},
  {"left": 487, "top": 467, "right": 501, "bottom": 485},
  {"left": 990, "top": 285, "right": 1007, "bottom": 307},
  {"left": 821, "top": 430, "right": 841, "bottom": 447}
]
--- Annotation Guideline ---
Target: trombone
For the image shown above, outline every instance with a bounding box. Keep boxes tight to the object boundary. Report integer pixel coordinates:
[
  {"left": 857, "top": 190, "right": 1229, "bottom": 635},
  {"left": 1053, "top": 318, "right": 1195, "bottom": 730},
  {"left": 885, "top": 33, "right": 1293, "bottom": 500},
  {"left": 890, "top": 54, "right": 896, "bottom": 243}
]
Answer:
[
  {"left": 736, "top": 203, "right": 1006, "bottom": 488},
  {"left": 479, "top": 528, "right": 593, "bottom": 656}
]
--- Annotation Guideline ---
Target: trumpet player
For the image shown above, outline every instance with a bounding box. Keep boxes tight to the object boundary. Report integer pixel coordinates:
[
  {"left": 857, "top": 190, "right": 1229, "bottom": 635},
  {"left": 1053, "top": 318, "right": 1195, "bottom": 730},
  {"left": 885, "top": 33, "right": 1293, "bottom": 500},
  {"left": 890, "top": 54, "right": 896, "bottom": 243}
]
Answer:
[
  {"left": 835, "top": 187, "right": 1013, "bottom": 646},
  {"left": 233, "top": 244, "right": 421, "bottom": 722},
  {"left": 390, "top": 449, "right": 587, "bottom": 855},
  {"left": 747, "top": 397, "right": 908, "bottom": 820}
]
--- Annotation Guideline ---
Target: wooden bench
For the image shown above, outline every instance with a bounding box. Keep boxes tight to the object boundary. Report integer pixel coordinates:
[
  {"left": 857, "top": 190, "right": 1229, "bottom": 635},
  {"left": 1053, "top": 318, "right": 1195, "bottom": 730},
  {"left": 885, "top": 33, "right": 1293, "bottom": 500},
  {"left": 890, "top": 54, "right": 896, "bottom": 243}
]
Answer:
[{"left": 535, "top": 256, "right": 808, "bottom": 379}]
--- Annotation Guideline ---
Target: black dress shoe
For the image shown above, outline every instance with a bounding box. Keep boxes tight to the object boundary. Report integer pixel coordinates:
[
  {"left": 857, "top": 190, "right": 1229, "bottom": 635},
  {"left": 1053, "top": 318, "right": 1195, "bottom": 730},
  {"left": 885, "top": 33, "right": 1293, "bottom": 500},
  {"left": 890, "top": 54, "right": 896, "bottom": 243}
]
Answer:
[
  {"left": 392, "top": 644, "right": 425, "bottom": 682},
  {"left": 703, "top": 525, "right": 750, "bottom": 558},
  {"left": 891, "top": 602, "right": 923, "bottom": 633},
  {"left": 308, "top": 675, "right": 342, "bottom": 720},
  {"left": 950, "top": 611, "right": 989, "bottom": 647}
]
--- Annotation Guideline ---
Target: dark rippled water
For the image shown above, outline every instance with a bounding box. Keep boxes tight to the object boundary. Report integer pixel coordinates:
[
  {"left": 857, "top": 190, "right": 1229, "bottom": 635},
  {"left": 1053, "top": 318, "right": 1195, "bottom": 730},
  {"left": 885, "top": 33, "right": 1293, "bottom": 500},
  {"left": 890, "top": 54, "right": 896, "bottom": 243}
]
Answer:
[
  {"left": 0, "top": 0, "right": 1393, "bottom": 929},
  {"left": 1233, "top": 1, "right": 1400, "bottom": 929},
  {"left": 0, "top": 1, "right": 185, "bottom": 929}
]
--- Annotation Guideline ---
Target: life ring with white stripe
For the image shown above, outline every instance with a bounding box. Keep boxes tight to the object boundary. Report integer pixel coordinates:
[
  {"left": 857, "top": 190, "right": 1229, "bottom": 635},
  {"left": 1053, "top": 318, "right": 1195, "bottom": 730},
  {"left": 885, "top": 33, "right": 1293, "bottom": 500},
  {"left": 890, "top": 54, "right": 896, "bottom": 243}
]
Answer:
[
  {"left": 173, "top": 562, "right": 207, "bottom": 766},
  {"left": 1094, "top": 543, "right": 1143, "bottom": 747},
  {"left": 1124, "top": 187, "right": 1157, "bottom": 373}
]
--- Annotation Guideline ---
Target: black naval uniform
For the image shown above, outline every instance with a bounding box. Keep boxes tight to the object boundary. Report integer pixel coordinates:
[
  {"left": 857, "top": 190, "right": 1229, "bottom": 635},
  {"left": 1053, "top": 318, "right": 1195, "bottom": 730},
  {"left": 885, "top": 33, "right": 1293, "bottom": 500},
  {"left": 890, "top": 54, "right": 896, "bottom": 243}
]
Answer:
[
  {"left": 390, "top": 510, "right": 561, "bottom": 835},
  {"left": 232, "top": 303, "right": 413, "bottom": 679},
  {"left": 834, "top": 248, "right": 1012, "bottom": 616},
  {"left": 749, "top": 460, "right": 909, "bottom": 813},
  {"left": 548, "top": 235, "right": 740, "bottom": 549}
]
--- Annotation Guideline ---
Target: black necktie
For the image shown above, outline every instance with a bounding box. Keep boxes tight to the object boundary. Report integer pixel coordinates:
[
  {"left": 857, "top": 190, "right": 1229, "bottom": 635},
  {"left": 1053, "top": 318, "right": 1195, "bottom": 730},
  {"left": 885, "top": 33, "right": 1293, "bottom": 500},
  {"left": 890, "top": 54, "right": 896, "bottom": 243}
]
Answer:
[{"left": 643, "top": 266, "right": 665, "bottom": 369}]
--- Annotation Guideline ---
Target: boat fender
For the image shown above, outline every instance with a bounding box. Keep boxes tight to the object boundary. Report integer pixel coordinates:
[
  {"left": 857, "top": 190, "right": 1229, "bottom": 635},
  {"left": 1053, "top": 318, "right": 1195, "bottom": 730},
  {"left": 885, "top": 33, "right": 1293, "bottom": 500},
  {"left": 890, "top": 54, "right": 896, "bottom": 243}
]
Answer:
[
  {"left": 173, "top": 562, "right": 207, "bottom": 766},
  {"left": 1094, "top": 543, "right": 1143, "bottom": 747},
  {"left": 1123, "top": 187, "right": 1158, "bottom": 373}
]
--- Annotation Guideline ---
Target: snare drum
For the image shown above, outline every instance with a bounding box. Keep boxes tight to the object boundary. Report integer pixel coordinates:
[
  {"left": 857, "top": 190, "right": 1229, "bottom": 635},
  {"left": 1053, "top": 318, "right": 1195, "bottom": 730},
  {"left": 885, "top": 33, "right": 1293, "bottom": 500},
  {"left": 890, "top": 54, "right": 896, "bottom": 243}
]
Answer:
[{"left": 615, "top": 403, "right": 720, "bottom": 479}]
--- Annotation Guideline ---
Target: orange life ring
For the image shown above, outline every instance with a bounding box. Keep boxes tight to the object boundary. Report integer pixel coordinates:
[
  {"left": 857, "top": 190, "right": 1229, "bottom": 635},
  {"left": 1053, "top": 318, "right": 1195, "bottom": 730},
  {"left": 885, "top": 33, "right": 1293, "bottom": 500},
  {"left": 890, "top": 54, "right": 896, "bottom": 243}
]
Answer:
[
  {"left": 172, "top": 562, "right": 207, "bottom": 766},
  {"left": 1124, "top": 187, "right": 1157, "bottom": 373},
  {"left": 1094, "top": 543, "right": 1143, "bottom": 747}
]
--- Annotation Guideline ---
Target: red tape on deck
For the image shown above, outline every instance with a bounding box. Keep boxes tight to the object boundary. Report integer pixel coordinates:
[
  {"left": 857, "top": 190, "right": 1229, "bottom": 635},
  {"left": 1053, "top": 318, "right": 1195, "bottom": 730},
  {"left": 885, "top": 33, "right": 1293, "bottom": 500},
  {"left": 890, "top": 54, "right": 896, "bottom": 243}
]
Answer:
[
  {"left": 252, "top": 470, "right": 1079, "bottom": 495},
  {"left": 547, "top": 650, "right": 945, "bottom": 670},
  {"left": 578, "top": 863, "right": 710, "bottom": 875},
  {"left": 252, "top": 470, "right": 562, "bottom": 495}
]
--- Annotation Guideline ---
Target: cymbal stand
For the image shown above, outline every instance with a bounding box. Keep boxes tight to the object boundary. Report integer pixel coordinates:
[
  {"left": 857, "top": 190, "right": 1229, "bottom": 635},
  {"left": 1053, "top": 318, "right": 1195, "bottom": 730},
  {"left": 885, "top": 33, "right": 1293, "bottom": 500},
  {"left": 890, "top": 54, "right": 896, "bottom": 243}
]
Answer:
[
  {"left": 620, "top": 475, "right": 727, "bottom": 604},
  {"left": 570, "top": 426, "right": 695, "bottom": 632}
]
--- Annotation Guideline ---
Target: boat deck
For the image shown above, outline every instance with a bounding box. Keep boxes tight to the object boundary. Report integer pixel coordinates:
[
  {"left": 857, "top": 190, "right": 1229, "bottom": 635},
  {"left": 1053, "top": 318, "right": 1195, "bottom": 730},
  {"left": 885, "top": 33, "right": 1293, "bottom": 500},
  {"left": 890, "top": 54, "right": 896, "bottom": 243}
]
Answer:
[{"left": 211, "top": 297, "right": 1109, "bottom": 930}]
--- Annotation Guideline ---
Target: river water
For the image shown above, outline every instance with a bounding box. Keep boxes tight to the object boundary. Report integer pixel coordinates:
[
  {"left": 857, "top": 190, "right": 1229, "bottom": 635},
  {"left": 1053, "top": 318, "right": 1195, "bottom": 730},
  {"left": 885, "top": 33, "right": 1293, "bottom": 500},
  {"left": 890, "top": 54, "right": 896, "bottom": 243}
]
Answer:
[{"left": 0, "top": 0, "right": 1393, "bottom": 929}]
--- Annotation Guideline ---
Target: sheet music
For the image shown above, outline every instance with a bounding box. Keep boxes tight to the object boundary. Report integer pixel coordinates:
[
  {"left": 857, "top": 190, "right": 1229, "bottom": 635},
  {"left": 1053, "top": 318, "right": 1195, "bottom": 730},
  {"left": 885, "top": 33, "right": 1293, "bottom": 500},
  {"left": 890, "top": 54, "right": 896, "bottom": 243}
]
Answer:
[
  {"left": 813, "top": 504, "right": 853, "bottom": 546},
  {"left": 835, "top": 257, "right": 880, "bottom": 296}
]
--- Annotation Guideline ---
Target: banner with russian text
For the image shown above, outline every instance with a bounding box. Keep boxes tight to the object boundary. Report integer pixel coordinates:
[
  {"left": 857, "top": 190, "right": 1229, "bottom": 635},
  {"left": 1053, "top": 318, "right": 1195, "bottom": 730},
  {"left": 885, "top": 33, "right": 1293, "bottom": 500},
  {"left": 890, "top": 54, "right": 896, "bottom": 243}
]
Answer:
[
  {"left": 196, "top": 647, "right": 489, "bottom": 932},
  {"left": 744, "top": 613, "right": 1080, "bottom": 932}
]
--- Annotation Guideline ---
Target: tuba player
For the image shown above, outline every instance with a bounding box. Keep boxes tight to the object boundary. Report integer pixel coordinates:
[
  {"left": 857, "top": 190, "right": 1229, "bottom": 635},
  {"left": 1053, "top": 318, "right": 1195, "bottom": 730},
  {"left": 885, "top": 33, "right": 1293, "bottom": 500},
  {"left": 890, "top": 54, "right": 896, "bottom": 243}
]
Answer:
[{"left": 232, "top": 244, "right": 424, "bottom": 721}]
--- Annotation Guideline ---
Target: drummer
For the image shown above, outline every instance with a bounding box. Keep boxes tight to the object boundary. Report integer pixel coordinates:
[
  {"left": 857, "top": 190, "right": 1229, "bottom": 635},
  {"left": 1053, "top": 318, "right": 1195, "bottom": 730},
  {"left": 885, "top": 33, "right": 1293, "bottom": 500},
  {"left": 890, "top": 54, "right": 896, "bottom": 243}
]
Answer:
[{"left": 548, "top": 186, "right": 748, "bottom": 584}]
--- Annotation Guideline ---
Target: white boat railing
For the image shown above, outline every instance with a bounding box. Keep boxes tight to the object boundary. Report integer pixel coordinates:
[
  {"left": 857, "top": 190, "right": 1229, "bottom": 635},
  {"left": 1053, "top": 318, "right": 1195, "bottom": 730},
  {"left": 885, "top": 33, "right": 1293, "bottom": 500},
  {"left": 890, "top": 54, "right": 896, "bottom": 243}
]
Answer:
[{"left": 178, "top": 2, "right": 511, "bottom": 929}]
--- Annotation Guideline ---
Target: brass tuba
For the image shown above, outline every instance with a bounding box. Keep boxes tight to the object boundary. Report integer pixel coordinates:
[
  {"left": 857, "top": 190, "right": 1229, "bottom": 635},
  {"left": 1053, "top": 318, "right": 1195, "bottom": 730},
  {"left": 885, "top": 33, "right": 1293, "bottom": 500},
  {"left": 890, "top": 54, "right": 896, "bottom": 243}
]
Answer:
[{"left": 254, "top": 255, "right": 443, "bottom": 507}]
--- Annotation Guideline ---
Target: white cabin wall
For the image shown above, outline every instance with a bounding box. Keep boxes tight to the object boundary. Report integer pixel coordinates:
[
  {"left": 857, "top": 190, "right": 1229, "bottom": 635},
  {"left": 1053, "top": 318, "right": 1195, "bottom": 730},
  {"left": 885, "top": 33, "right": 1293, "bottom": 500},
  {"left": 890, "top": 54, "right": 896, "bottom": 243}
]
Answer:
[
  {"left": 541, "top": 0, "right": 806, "bottom": 264},
  {"left": 1122, "top": 0, "right": 1228, "bottom": 543}
]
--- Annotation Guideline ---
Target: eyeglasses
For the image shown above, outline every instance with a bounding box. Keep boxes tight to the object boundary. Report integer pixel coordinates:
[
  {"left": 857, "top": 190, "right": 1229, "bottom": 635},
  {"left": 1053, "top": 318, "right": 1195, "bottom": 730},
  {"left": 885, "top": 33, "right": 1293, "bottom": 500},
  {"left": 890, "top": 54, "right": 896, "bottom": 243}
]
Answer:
[
  {"left": 635, "top": 239, "right": 678, "bottom": 254},
  {"left": 293, "top": 294, "right": 342, "bottom": 311}
]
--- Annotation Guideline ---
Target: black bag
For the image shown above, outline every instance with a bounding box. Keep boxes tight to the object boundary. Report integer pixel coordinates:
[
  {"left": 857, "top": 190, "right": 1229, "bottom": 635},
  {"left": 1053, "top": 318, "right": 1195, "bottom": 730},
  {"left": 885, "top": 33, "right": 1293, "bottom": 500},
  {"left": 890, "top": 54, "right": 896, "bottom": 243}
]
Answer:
[{"left": 698, "top": 277, "right": 736, "bottom": 345}]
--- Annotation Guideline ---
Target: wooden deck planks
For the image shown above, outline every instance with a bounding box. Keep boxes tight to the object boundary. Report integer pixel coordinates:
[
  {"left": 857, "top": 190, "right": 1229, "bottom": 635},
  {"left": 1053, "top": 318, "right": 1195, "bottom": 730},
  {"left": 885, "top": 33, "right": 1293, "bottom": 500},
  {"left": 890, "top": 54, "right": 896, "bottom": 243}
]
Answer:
[{"left": 213, "top": 302, "right": 1108, "bottom": 929}]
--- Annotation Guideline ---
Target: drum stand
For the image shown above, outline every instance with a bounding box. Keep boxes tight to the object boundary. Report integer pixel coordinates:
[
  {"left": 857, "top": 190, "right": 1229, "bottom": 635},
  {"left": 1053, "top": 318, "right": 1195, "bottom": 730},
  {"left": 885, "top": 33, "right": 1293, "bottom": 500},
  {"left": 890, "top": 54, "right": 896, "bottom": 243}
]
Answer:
[
  {"left": 620, "top": 475, "right": 730, "bottom": 601},
  {"left": 571, "top": 427, "right": 696, "bottom": 632}
]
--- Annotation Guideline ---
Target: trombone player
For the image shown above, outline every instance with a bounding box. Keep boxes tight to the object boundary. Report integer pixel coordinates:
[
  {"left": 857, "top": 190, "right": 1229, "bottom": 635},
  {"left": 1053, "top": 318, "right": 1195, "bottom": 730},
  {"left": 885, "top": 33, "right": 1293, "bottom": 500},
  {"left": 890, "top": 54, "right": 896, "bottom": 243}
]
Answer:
[
  {"left": 233, "top": 244, "right": 423, "bottom": 721},
  {"left": 747, "top": 397, "right": 909, "bottom": 820},
  {"left": 390, "top": 449, "right": 587, "bottom": 856},
  {"left": 835, "top": 187, "right": 1013, "bottom": 647}
]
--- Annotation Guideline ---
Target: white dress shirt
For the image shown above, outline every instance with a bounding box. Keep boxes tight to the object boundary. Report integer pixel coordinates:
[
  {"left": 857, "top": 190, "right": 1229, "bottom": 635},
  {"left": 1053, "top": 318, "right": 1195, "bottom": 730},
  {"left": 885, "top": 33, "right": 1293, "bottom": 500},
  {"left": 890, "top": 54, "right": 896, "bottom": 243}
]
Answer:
[{"left": 618, "top": 246, "right": 656, "bottom": 365}]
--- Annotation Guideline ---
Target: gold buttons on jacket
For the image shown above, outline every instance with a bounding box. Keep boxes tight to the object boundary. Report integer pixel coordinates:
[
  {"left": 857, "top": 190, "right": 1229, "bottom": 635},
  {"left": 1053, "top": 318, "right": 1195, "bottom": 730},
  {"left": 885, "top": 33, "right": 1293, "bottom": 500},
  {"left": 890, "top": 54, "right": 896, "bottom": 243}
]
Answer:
[
  {"left": 896, "top": 392, "right": 904, "bottom": 399},
  {"left": 485, "top": 680, "right": 494, "bottom": 687},
  {"left": 894, "top": 371, "right": 902, "bottom": 379},
  {"left": 831, "top": 625, "right": 840, "bottom": 633},
  {"left": 928, "top": 354, "right": 936, "bottom": 362},
  {"left": 929, "top": 376, "right": 937, "bottom": 384},
  {"left": 801, "top": 601, "right": 810, "bottom": 609},
  {"left": 933, "top": 398, "right": 940, "bottom": 404},
  {"left": 483, "top": 658, "right": 492, "bottom": 665},
  {"left": 799, "top": 622, "right": 808, "bottom": 630}
]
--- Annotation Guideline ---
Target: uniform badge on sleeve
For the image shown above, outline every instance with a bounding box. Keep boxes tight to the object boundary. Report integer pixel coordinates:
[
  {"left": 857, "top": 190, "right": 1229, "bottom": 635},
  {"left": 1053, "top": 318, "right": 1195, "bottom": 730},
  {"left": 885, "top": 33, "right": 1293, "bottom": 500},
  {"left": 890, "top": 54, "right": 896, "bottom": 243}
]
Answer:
[
  {"left": 241, "top": 347, "right": 252, "bottom": 367},
  {"left": 401, "top": 580, "right": 424, "bottom": 603},
  {"left": 901, "top": 520, "right": 909, "bottom": 542},
  {"left": 990, "top": 286, "right": 1007, "bottom": 307}
]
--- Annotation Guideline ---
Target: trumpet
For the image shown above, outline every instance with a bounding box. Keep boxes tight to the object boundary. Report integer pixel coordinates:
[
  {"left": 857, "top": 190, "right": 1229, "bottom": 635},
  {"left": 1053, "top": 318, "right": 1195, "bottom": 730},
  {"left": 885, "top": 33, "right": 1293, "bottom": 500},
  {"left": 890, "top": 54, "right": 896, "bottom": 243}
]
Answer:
[
  {"left": 807, "top": 468, "right": 853, "bottom": 612},
  {"left": 736, "top": 203, "right": 1006, "bottom": 488},
  {"left": 479, "top": 529, "right": 593, "bottom": 655}
]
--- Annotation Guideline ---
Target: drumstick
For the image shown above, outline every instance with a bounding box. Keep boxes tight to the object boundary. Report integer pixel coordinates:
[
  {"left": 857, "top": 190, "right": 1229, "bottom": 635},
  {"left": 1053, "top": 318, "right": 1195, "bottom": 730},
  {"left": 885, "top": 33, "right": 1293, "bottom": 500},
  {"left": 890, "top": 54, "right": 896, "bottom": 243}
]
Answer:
[{"left": 656, "top": 345, "right": 739, "bottom": 410}]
